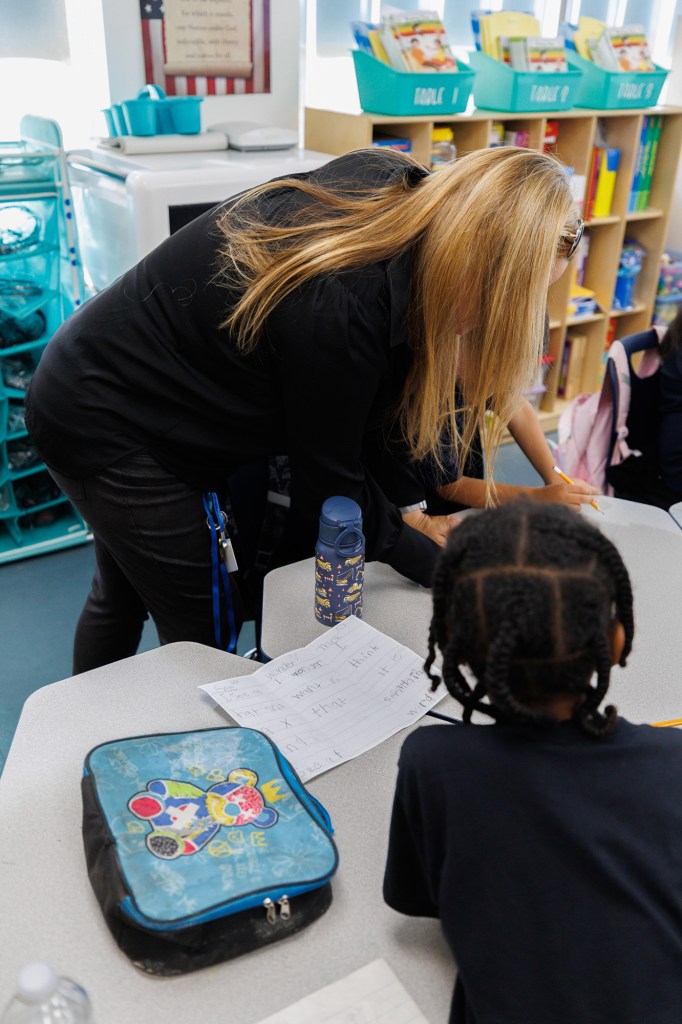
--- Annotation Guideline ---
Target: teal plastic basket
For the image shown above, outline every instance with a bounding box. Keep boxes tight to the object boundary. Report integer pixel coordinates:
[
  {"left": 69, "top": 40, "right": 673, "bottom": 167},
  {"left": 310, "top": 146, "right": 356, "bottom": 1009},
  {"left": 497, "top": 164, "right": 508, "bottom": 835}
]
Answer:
[
  {"left": 352, "top": 50, "right": 475, "bottom": 116},
  {"left": 104, "top": 86, "right": 203, "bottom": 137},
  {"left": 469, "top": 51, "right": 582, "bottom": 112},
  {"left": 566, "top": 52, "right": 668, "bottom": 109}
]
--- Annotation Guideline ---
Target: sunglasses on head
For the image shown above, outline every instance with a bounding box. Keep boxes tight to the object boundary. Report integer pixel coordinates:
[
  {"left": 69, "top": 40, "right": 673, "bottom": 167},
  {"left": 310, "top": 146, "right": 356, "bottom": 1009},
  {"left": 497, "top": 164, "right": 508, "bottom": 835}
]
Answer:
[{"left": 564, "top": 218, "right": 585, "bottom": 262}]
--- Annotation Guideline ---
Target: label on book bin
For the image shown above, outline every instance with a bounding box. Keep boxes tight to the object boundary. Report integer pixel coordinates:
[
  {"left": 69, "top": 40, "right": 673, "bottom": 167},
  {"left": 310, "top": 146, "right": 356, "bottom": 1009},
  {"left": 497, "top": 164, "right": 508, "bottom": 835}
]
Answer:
[
  {"left": 413, "top": 85, "right": 459, "bottom": 107},
  {"left": 530, "top": 83, "right": 571, "bottom": 105},
  {"left": 617, "top": 80, "right": 656, "bottom": 101}
]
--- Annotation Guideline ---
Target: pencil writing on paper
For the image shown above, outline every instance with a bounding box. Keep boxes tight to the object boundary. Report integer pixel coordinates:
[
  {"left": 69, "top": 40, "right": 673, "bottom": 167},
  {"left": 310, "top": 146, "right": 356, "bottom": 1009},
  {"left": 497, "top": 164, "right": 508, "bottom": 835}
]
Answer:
[{"left": 552, "top": 465, "right": 604, "bottom": 514}]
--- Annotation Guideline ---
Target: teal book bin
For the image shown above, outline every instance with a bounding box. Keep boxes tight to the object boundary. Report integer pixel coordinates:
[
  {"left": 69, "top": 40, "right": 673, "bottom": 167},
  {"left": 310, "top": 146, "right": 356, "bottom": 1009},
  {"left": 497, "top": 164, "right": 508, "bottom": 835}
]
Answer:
[
  {"left": 566, "top": 52, "right": 668, "bottom": 109},
  {"left": 469, "top": 51, "right": 582, "bottom": 112},
  {"left": 352, "top": 50, "right": 475, "bottom": 116}
]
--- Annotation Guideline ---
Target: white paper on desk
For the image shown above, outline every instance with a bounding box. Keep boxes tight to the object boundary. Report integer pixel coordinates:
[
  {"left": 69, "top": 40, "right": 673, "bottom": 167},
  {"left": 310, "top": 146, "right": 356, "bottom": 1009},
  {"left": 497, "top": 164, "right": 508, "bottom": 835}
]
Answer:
[
  {"left": 256, "top": 958, "right": 430, "bottom": 1023},
  {"left": 200, "top": 616, "right": 446, "bottom": 781}
]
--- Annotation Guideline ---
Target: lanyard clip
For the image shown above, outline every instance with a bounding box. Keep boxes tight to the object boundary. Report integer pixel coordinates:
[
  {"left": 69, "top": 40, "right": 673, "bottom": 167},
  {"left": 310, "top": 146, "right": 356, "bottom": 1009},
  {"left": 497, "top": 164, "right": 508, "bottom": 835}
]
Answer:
[
  {"left": 205, "top": 498, "right": 239, "bottom": 574},
  {"left": 220, "top": 535, "right": 239, "bottom": 574}
]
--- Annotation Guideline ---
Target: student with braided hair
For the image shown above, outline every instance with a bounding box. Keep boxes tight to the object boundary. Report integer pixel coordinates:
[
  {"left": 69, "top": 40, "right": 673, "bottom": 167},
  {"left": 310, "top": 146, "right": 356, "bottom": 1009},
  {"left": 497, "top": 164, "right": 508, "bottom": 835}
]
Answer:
[{"left": 384, "top": 502, "right": 682, "bottom": 1023}]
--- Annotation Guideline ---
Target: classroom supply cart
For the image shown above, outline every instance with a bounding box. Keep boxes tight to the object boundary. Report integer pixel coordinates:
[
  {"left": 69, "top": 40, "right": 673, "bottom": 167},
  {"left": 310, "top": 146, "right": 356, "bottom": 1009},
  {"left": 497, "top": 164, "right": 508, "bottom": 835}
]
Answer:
[{"left": 0, "top": 116, "right": 90, "bottom": 563}]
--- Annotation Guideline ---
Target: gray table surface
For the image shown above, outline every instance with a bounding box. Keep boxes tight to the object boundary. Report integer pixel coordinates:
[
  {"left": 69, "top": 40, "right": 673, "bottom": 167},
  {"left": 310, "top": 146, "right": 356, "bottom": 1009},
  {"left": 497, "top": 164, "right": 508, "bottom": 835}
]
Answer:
[
  {"left": 669, "top": 501, "right": 682, "bottom": 529},
  {"left": 3, "top": 499, "right": 681, "bottom": 1022},
  {"left": 0, "top": 644, "right": 453, "bottom": 1023},
  {"left": 263, "top": 497, "right": 682, "bottom": 725}
]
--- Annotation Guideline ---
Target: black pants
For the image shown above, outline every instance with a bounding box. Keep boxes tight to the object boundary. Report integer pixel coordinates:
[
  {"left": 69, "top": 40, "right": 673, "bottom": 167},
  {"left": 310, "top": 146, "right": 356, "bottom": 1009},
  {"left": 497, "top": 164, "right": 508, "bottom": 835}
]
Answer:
[{"left": 48, "top": 450, "right": 243, "bottom": 674}]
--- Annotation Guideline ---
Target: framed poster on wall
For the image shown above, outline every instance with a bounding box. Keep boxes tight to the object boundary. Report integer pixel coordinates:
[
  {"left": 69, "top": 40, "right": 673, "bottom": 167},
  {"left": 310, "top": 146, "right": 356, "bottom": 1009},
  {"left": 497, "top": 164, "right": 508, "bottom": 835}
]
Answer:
[{"left": 140, "top": 0, "right": 271, "bottom": 96}]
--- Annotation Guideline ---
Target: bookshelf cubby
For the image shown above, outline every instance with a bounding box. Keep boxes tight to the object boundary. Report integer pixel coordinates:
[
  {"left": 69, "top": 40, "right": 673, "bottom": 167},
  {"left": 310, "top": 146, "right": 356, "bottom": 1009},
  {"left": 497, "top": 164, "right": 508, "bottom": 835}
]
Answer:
[{"left": 305, "top": 104, "right": 682, "bottom": 432}]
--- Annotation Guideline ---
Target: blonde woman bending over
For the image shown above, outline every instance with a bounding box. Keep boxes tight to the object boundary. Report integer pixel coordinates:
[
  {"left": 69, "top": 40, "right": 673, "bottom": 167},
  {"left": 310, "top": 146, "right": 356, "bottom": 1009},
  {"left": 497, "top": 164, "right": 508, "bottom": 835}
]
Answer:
[{"left": 26, "top": 146, "right": 595, "bottom": 673}]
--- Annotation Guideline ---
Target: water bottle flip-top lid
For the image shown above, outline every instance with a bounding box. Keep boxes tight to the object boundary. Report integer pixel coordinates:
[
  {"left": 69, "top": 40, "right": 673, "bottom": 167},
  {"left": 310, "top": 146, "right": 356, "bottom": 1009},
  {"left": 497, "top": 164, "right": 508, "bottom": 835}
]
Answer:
[
  {"left": 16, "top": 961, "right": 57, "bottom": 1003},
  {"left": 319, "top": 496, "right": 364, "bottom": 552}
]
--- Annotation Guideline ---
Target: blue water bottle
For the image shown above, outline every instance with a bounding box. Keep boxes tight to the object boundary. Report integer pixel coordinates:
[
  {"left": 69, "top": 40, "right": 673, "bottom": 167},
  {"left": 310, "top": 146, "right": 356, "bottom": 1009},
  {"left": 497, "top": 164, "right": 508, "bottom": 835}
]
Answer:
[{"left": 314, "top": 496, "right": 365, "bottom": 626}]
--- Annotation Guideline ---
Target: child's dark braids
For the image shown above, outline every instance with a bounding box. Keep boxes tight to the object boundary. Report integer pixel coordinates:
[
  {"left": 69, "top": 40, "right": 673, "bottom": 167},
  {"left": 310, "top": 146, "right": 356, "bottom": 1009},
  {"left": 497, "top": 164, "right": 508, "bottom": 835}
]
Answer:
[{"left": 426, "top": 501, "right": 634, "bottom": 738}]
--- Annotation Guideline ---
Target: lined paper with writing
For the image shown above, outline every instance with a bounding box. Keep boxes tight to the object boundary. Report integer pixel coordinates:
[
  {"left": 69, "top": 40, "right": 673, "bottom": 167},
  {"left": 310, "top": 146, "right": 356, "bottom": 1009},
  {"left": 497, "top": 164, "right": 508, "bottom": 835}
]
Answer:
[{"left": 200, "top": 616, "right": 445, "bottom": 780}]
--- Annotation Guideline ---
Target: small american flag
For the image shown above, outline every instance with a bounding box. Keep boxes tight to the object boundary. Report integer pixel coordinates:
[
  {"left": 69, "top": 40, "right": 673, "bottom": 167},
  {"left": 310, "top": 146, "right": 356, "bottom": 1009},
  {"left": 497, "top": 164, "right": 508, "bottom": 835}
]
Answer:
[{"left": 139, "top": 0, "right": 270, "bottom": 98}]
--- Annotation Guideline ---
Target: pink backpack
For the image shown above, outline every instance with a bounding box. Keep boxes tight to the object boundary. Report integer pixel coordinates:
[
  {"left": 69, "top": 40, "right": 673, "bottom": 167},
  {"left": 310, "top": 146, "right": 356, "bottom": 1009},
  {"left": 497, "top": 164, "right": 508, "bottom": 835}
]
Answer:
[{"left": 555, "top": 328, "right": 664, "bottom": 495}]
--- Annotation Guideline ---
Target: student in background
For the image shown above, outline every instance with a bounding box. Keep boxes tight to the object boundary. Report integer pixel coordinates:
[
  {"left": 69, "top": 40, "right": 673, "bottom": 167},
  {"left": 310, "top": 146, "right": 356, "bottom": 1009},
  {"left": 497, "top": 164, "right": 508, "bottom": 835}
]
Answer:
[
  {"left": 384, "top": 502, "right": 682, "bottom": 1023},
  {"left": 27, "top": 146, "right": 592, "bottom": 672},
  {"left": 606, "top": 310, "right": 682, "bottom": 509},
  {"left": 408, "top": 388, "right": 593, "bottom": 517}
]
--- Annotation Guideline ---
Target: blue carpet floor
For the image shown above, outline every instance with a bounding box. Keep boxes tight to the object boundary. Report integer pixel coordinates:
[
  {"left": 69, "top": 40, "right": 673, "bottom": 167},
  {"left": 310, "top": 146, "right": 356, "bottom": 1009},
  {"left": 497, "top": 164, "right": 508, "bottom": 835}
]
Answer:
[{"left": 0, "top": 440, "right": 545, "bottom": 772}]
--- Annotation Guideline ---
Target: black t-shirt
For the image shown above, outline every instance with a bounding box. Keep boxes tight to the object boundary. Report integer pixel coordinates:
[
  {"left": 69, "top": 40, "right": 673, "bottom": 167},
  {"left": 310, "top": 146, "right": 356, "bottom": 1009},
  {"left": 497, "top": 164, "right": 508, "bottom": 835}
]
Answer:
[
  {"left": 25, "top": 150, "right": 439, "bottom": 584},
  {"left": 384, "top": 717, "right": 682, "bottom": 1023}
]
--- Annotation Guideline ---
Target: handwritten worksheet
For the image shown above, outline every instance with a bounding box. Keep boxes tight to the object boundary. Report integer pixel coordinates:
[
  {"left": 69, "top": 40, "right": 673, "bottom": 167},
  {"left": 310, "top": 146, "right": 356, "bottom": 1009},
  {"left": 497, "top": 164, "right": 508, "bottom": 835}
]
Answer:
[
  {"left": 255, "top": 958, "right": 430, "bottom": 1023},
  {"left": 200, "top": 617, "right": 445, "bottom": 781}
]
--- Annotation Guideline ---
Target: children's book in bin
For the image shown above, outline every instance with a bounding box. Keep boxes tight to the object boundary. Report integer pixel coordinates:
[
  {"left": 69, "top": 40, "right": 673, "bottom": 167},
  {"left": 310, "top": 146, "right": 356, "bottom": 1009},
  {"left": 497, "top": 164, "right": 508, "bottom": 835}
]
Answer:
[
  {"left": 81, "top": 726, "right": 338, "bottom": 975},
  {"left": 386, "top": 13, "right": 457, "bottom": 73}
]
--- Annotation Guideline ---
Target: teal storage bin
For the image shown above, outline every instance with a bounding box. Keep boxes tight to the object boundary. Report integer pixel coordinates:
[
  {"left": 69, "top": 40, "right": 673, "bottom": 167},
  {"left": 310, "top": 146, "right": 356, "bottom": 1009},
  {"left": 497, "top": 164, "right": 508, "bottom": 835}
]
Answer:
[
  {"left": 566, "top": 52, "right": 668, "bottom": 109},
  {"left": 103, "top": 86, "right": 203, "bottom": 137},
  {"left": 101, "top": 108, "right": 118, "bottom": 138},
  {"left": 352, "top": 50, "right": 475, "bottom": 116},
  {"left": 122, "top": 99, "right": 158, "bottom": 136},
  {"left": 110, "top": 104, "right": 128, "bottom": 136},
  {"left": 167, "top": 96, "right": 203, "bottom": 134},
  {"left": 469, "top": 51, "right": 582, "bottom": 112}
]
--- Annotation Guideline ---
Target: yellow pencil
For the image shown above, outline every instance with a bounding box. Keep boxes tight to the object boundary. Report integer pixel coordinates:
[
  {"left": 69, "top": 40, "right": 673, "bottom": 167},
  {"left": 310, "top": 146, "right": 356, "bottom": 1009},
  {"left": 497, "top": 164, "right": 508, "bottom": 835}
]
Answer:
[
  {"left": 552, "top": 465, "right": 604, "bottom": 514},
  {"left": 651, "top": 718, "right": 682, "bottom": 728}
]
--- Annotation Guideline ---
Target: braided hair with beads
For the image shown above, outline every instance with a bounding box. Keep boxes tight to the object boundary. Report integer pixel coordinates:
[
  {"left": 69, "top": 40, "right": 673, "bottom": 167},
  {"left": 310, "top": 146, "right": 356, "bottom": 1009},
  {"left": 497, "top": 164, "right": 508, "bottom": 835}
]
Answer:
[{"left": 425, "top": 501, "right": 634, "bottom": 738}]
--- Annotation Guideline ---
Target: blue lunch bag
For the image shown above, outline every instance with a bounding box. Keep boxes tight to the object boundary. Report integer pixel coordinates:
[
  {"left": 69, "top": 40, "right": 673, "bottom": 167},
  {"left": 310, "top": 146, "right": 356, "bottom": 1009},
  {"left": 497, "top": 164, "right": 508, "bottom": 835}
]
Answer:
[{"left": 81, "top": 726, "right": 338, "bottom": 975}]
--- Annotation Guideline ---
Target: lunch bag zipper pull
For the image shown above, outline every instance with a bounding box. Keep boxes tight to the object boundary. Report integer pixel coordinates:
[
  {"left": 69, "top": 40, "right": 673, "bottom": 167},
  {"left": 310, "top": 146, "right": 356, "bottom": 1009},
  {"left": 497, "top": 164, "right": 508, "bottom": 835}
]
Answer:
[
  {"left": 263, "top": 897, "right": 277, "bottom": 925},
  {"left": 278, "top": 895, "right": 290, "bottom": 920}
]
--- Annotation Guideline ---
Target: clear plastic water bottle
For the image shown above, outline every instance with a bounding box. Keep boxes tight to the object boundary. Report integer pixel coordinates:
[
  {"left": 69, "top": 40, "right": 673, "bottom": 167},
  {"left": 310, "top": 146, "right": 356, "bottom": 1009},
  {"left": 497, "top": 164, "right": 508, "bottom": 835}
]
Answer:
[
  {"left": 314, "top": 496, "right": 365, "bottom": 626},
  {"left": 1, "top": 962, "right": 94, "bottom": 1023}
]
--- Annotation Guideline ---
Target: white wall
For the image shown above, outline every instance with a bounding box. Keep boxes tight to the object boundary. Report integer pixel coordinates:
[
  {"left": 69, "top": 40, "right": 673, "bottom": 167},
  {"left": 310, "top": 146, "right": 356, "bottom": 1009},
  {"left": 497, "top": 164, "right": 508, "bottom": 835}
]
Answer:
[
  {"left": 0, "top": 0, "right": 110, "bottom": 148},
  {"left": 100, "top": 0, "right": 302, "bottom": 136}
]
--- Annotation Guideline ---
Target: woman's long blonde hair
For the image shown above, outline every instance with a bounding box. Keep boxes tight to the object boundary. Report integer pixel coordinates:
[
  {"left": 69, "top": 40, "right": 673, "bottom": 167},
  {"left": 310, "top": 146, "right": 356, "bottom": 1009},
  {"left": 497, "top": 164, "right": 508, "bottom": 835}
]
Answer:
[{"left": 215, "top": 147, "right": 579, "bottom": 503}]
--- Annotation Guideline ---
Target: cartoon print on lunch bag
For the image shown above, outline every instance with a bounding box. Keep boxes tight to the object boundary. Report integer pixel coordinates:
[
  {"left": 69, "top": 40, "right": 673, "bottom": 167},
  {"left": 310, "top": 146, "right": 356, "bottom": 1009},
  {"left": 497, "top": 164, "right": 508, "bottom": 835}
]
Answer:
[{"left": 128, "top": 767, "right": 279, "bottom": 860}]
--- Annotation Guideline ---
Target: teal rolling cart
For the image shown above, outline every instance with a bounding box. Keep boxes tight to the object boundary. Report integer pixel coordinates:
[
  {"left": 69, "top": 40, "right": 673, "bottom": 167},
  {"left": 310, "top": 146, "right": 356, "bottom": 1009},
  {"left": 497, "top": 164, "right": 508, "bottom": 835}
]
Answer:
[{"left": 0, "top": 117, "right": 90, "bottom": 563}]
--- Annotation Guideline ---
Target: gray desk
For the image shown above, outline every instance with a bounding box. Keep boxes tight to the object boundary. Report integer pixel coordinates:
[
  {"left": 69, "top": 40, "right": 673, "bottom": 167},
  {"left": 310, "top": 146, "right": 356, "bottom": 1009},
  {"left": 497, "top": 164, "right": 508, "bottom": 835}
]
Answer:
[
  {"left": 263, "top": 560, "right": 433, "bottom": 661},
  {"left": 669, "top": 501, "right": 682, "bottom": 529},
  {"left": 262, "top": 497, "right": 682, "bottom": 725},
  {"left": 0, "top": 644, "right": 452, "bottom": 1023}
]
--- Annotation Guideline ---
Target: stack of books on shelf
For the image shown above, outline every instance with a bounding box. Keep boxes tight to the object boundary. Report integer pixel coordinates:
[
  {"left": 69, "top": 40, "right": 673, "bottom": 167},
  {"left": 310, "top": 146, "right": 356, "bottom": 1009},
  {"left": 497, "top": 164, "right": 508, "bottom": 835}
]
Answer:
[
  {"left": 564, "top": 18, "right": 655, "bottom": 73},
  {"left": 352, "top": 12, "right": 457, "bottom": 72},
  {"left": 488, "top": 122, "right": 530, "bottom": 147},
  {"left": 628, "top": 115, "right": 662, "bottom": 212},
  {"left": 557, "top": 333, "right": 587, "bottom": 400},
  {"left": 488, "top": 121, "right": 562, "bottom": 150},
  {"left": 372, "top": 135, "right": 412, "bottom": 154},
  {"left": 471, "top": 10, "right": 569, "bottom": 72},
  {"left": 568, "top": 283, "right": 598, "bottom": 318},
  {"left": 585, "top": 133, "right": 620, "bottom": 219}
]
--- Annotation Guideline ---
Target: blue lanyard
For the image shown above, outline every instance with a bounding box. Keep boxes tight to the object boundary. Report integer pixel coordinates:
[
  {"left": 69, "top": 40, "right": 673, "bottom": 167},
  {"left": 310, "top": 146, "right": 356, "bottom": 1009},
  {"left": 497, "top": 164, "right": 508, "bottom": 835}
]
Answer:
[{"left": 202, "top": 492, "right": 237, "bottom": 653}]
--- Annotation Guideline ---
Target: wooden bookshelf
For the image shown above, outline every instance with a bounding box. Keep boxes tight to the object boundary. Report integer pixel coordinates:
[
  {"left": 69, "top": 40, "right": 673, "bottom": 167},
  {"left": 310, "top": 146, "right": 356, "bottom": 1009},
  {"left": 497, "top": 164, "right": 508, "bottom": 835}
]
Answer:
[{"left": 305, "top": 104, "right": 682, "bottom": 418}]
